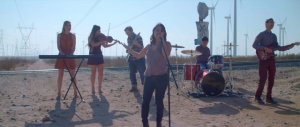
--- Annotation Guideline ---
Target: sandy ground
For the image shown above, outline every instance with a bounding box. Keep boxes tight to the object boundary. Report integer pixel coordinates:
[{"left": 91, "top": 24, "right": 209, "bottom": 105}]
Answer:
[{"left": 0, "top": 60, "right": 300, "bottom": 127}]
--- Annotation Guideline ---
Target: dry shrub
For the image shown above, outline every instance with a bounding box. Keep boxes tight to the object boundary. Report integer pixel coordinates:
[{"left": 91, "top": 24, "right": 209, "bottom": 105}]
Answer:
[
  {"left": 0, "top": 57, "right": 36, "bottom": 71},
  {"left": 276, "top": 54, "right": 300, "bottom": 60}
]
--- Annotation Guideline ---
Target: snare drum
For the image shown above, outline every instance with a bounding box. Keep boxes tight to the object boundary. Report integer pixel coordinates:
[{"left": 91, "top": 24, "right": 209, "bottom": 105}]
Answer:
[
  {"left": 184, "top": 64, "right": 201, "bottom": 80},
  {"left": 208, "top": 55, "right": 224, "bottom": 69}
]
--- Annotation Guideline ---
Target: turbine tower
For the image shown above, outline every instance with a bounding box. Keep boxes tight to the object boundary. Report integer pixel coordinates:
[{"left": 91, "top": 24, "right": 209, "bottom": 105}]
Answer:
[
  {"left": 277, "top": 18, "right": 286, "bottom": 56},
  {"left": 225, "top": 15, "right": 231, "bottom": 56},
  {"left": 281, "top": 27, "right": 286, "bottom": 56},
  {"left": 0, "top": 30, "right": 4, "bottom": 57},
  {"left": 244, "top": 33, "right": 248, "bottom": 56},
  {"left": 233, "top": 0, "right": 237, "bottom": 56},
  {"left": 208, "top": 0, "right": 219, "bottom": 55}
]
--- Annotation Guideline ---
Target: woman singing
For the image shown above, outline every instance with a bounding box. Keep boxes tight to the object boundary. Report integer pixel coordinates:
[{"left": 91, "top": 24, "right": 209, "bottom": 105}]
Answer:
[
  {"left": 122, "top": 23, "right": 172, "bottom": 127},
  {"left": 54, "top": 21, "right": 77, "bottom": 100},
  {"left": 87, "top": 25, "right": 117, "bottom": 94}
]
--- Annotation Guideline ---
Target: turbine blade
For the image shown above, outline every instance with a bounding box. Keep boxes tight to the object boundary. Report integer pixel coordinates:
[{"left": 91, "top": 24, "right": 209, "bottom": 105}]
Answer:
[
  {"left": 276, "top": 15, "right": 281, "bottom": 23},
  {"left": 282, "top": 17, "right": 287, "bottom": 24},
  {"left": 230, "top": 17, "right": 232, "bottom": 31},
  {"left": 213, "top": 10, "right": 216, "bottom": 27},
  {"left": 213, "top": 10, "right": 216, "bottom": 35},
  {"left": 215, "top": 0, "right": 219, "bottom": 7}
]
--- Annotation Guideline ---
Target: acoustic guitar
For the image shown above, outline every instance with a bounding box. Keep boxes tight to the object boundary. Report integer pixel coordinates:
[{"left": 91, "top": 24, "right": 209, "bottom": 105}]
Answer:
[{"left": 256, "top": 42, "right": 300, "bottom": 60}]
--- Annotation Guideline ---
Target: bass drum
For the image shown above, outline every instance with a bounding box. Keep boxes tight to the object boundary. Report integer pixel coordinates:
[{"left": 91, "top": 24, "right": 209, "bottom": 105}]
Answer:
[{"left": 199, "top": 71, "right": 225, "bottom": 96}]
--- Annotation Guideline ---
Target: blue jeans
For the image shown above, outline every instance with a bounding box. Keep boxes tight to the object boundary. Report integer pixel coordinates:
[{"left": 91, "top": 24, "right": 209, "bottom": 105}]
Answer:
[
  {"left": 141, "top": 73, "right": 168, "bottom": 124},
  {"left": 129, "top": 58, "right": 146, "bottom": 87}
]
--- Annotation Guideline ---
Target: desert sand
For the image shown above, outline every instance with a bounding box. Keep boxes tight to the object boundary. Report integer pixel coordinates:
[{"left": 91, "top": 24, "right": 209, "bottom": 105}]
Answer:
[{"left": 0, "top": 60, "right": 300, "bottom": 127}]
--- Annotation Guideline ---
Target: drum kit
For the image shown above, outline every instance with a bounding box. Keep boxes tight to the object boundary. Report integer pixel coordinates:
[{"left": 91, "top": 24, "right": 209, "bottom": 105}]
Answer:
[{"left": 172, "top": 43, "right": 241, "bottom": 97}]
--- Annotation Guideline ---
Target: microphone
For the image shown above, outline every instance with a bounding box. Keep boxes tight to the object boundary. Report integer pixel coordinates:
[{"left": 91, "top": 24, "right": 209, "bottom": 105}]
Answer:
[{"left": 159, "top": 37, "right": 163, "bottom": 42}]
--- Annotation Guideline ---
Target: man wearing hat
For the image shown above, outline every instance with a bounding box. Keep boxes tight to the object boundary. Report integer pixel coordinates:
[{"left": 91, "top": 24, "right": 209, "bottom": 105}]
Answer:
[{"left": 252, "top": 18, "right": 294, "bottom": 104}]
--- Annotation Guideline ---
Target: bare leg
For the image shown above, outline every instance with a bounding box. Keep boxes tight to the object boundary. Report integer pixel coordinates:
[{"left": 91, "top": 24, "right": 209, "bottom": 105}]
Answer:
[
  {"left": 90, "top": 65, "right": 97, "bottom": 93},
  {"left": 69, "top": 69, "right": 78, "bottom": 96},
  {"left": 57, "top": 69, "right": 64, "bottom": 99},
  {"left": 97, "top": 64, "right": 104, "bottom": 92}
]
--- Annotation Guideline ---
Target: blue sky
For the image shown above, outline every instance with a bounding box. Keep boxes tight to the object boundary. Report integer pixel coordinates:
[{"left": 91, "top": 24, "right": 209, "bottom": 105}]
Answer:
[{"left": 0, "top": 0, "right": 299, "bottom": 57}]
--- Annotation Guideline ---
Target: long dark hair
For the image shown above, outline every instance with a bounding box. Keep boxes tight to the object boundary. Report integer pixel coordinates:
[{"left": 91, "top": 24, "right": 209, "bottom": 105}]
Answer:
[
  {"left": 88, "top": 25, "right": 100, "bottom": 48},
  {"left": 89, "top": 25, "right": 100, "bottom": 39},
  {"left": 150, "top": 23, "right": 167, "bottom": 45},
  {"left": 61, "top": 21, "right": 71, "bottom": 33}
]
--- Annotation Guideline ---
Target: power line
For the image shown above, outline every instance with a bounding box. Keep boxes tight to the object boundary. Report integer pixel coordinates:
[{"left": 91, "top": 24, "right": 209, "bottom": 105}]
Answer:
[
  {"left": 74, "top": 0, "right": 101, "bottom": 29},
  {"left": 14, "top": 0, "right": 25, "bottom": 26},
  {"left": 104, "top": 0, "right": 168, "bottom": 32}
]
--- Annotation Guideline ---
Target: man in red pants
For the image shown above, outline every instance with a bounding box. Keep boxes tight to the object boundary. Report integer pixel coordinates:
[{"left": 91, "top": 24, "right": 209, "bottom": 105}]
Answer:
[{"left": 252, "top": 18, "right": 293, "bottom": 104}]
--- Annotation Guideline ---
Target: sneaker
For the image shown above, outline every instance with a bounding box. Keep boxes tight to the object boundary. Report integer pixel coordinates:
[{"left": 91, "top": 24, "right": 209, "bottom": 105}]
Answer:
[
  {"left": 266, "top": 98, "right": 278, "bottom": 104},
  {"left": 129, "top": 87, "right": 138, "bottom": 92},
  {"left": 254, "top": 97, "right": 265, "bottom": 104}
]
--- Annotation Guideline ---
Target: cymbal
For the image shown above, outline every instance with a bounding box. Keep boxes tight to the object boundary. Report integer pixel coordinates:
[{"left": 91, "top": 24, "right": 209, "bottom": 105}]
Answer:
[
  {"left": 171, "top": 44, "right": 185, "bottom": 48},
  {"left": 223, "top": 45, "right": 239, "bottom": 47},
  {"left": 181, "top": 50, "right": 202, "bottom": 56}
]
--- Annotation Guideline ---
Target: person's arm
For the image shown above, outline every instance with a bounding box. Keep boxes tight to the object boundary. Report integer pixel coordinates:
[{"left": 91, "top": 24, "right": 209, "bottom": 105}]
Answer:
[
  {"left": 71, "top": 34, "right": 76, "bottom": 54},
  {"left": 57, "top": 34, "right": 65, "bottom": 55},
  {"left": 103, "top": 41, "right": 117, "bottom": 48},
  {"left": 273, "top": 34, "right": 294, "bottom": 51},
  {"left": 122, "top": 43, "right": 149, "bottom": 59},
  {"left": 252, "top": 32, "right": 272, "bottom": 53},
  {"left": 207, "top": 48, "right": 211, "bottom": 57},
  {"left": 252, "top": 33, "right": 264, "bottom": 50}
]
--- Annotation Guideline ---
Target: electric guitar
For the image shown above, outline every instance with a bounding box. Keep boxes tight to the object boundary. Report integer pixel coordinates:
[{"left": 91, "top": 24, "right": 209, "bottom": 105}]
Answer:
[
  {"left": 256, "top": 42, "right": 300, "bottom": 60},
  {"left": 126, "top": 32, "right": 141, "bottom": 62}
]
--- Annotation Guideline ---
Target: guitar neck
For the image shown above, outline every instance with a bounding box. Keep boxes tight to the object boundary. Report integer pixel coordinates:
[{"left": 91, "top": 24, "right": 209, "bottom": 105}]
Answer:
[{"left": 129, "top": 33, "right": 141, "bottom": 48}]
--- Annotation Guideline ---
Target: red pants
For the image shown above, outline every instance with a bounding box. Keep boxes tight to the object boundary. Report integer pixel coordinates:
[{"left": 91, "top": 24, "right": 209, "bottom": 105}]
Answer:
[{"left": 255, "top": 58, "right": 276, "bottom": 99}]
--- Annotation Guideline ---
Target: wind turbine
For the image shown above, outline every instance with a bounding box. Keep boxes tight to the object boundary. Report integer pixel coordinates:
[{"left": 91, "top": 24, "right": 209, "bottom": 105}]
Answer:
[
  {"left": 277, "top": 18, "right": 286, "bottom": 56},
  {"left": 225, "top": 15, "right": 232, "bottom": 56},
  {"left": 82, "top": 41, "right": 85, "bottom": 54},
  {"left": 233, "top": 0, "right": 243, "bottom": 56},
  {"left": 208, "top": 0, "right": 219, "bottom": 55},
  {"left": 281, "top": 27, "right": 286, "bottom": 56},
  {"left": 244, "top": 33, "right": 248, "bottom": 56}
]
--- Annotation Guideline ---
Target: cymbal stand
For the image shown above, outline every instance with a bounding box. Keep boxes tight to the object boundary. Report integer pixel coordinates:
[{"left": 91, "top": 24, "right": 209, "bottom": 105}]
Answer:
[
  {"left": 224, "top": 43, "right": 242, "bottom": 97},
  {"left": 175, "top": 44, "right": 179, "bottom": 80},
  {"left": 227, "top": 47, "right": 233, "bottom": 93},
  {"left": 189, "top": 50, "right": 194, "bottom": 92}
]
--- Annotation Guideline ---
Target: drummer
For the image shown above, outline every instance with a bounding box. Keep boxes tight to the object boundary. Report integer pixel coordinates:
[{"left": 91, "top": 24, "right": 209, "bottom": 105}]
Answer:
[
  {"left": 195, "top": 36, "right": 222, "bottom": 74},
  {"left": 195, "top": 36, "right": 210, "bottom": 70}
]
